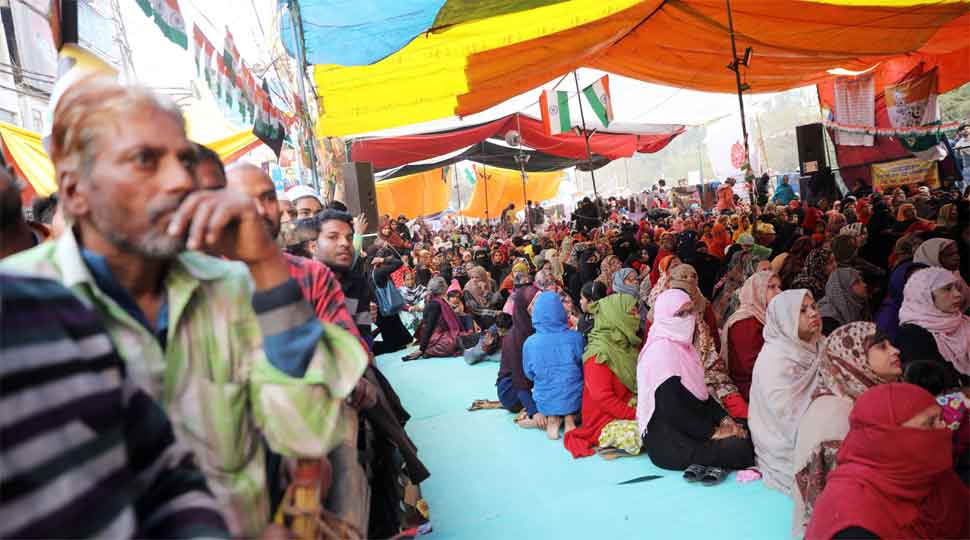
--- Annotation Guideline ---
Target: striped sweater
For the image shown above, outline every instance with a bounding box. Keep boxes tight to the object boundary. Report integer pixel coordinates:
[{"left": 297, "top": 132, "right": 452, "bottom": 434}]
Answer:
[{"left": 0, "top": 273, "right": 228, "bottom": 539}]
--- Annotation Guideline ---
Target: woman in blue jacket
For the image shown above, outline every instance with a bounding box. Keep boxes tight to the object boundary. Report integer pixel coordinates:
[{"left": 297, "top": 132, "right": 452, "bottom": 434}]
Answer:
[{"left": 524, "top": 291, "right": 586, "bottom": 440}]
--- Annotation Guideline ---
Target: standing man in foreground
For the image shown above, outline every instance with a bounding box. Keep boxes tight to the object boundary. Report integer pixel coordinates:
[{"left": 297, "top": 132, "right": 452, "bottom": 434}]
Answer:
[{"left": 2, "top": 76, "right": 368, "bottom": 537}]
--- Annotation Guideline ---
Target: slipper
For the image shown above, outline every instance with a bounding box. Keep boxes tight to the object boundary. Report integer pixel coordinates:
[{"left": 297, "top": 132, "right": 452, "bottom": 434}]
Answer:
[
  {"left": 683, "top": 464, "right": 707, "bottom": 483},
  {"left": 597, "top": 448, "right": 636, "bottom": 461},
  {"left": 467, "top": 400, "right": 503, "bottom": 411},
  {"left": 701, "top": 467, "right": 728, "bottom": 486}
]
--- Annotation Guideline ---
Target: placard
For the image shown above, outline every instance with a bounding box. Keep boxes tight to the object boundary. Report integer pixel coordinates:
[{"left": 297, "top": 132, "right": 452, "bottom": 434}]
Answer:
[{"left": 871, "top": 157, "right": 939, "bottom": 190}]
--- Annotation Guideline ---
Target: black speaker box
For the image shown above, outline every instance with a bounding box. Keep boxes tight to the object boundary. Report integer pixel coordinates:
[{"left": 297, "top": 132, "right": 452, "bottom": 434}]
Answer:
[
  {"left": 341, "top": 161, "right": 379, "bottom": 236},
  {"left": 795, "top": 123, "right": 827, "bottom": 177}
]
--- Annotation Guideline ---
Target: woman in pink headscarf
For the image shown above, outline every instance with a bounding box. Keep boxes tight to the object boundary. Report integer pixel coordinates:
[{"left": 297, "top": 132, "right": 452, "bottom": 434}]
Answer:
[
  {"left": 897, "top": 267, "right": 970, "bottom": 377},
  {"left": 637, "top": 289, "right": 755, "bottom": 484}
]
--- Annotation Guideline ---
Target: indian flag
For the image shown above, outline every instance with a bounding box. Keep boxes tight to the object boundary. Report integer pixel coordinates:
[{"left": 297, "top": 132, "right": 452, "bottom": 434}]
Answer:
[
  {"left": 582, "top": 75, "right": 613, "bottom": 128},
  {"left": 540, "top": 89, "right": 571, "bottom": 136},
  {"left": 885, "top": 68, "right": 946, "bottom": 161},
  {"left": 136, "top": 0, "right": 187, "bottom": 49}
]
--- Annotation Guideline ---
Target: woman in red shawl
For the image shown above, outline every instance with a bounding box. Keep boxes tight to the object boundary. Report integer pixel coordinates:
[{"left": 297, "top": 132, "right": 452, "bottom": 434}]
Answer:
[
  {"left": 650, "top": 232, "right": 678, "bottom": 285},
  {"left": 805, "top": 383, "right": 968, "bottom": 540},
  {"left": 378, "top": 218, "right": 410, "bottom": 251},
  {"left": 705, "top": 223, "right": 732, "bottom": 260}
]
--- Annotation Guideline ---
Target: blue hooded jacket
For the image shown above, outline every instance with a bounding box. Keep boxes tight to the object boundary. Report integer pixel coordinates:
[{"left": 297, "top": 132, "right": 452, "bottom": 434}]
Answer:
[{"left": 522, "top": 292, "right": 585, "bottom": 415}]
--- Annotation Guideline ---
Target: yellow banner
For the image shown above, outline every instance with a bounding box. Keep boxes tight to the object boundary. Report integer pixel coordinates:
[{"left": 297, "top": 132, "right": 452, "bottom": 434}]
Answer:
[{"left": 871, "top": 157, "right": 940, "bottom": 190}]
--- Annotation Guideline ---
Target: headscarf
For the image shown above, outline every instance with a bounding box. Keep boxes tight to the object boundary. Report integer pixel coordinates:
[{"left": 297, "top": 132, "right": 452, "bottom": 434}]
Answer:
[
  {"left": 666, "top": 263, "right": 708, "bottom": 317},
  {"left": 542, "top": 248, "right": 563, "bottom": 281},
  {"left": 891, "top": 232, "right": 924, "bottom": 268},
  {"left": 899, "top": 267, "right": 970, "bottom": 374},
  {"left": 708, "top": 223, "right": 731, "bottom": 260},
  {"left": 719, "top": 270, "right": 775, "bottom": 365},
  {"left": 895, "top": 202, "right": 917, "bottom": 222},
  {"left": 636, "top": 289, "right": 708, "bottom": 437},
  {"left": 611, "top": 268, "right": 639, "bottom": 297},
  {"left": 645, "top": 255, "right": 680, "bottom": 313},
  {"left": 817, "top": 267, "right": 868, "bottom": 327},
  {"left": 534, "top": 268, "right": 556, "bottom": 291},
  {"left": 585, "top": 293, "right": 641, "bottom": 393},
  {"left": 596, "top": 255, "right": 621, "bottom": 287},
  {"left": 500, "top": 284, "right": 541, "bottom": 390},
  {"left": 913, "top": 237, "right": 955, "bottom": 268},
  {"left": 749, "top": 289, "right": 821, "bottom": 496},
  {"left": 790, "top": 247, "right": 832, "bottom": 300},
  {"left": 830, "top": 234, "right": 857, "bottom": 265},
  {"left": 779, "top": 236, "right": 814, "bottom": 288},
  {"left": 805, "top": 384, "right": 968, "bottom": 540},
  {"left": 875, "top": 261, "right": 925, "bottom": 343},
  {"left": 936, "top": 203, "right": 958, "bottom": 228},
  {"left": 815, "top": 322, "right": 891, "bottom": 400}
]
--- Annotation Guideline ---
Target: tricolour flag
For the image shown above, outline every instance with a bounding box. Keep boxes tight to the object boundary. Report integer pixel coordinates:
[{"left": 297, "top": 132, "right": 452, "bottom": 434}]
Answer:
[
  {"left": 136, "top": 0, "right": 187, "bottom": 49},
  {"left": 540, "top": 89, "right": 571, "bottom": 136},
  {"left": 582, "top": 75, "right": 613, "bottom": 128},
  {"left": 885, "top": 67, "right": 946, "bottom": 161}
]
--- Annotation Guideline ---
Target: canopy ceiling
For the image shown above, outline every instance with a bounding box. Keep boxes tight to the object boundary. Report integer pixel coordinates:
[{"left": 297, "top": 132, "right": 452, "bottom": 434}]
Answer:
[
  {"left": 461, "top": 166, "right": 564, "bottom": 219},
  {"left": 311, "top": 0, "right": 970, "bottom": 136}
]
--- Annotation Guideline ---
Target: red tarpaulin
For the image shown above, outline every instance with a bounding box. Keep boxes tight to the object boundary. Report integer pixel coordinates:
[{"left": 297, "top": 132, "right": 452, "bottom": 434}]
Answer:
[{"left": 350, "top": 114, "right": 684, "bottom": 169}]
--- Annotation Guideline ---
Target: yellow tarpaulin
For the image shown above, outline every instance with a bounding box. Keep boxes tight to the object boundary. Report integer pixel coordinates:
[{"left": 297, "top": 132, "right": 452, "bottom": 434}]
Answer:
[
  {"left": 460, "top": 166, "right": 562, "bottom": 219},
  {"left": 0, "top": 122, "right": 261, "bottom": 198},
  {"left": 375, "top": 169, "right": 452, "bottom": 219},
  {"left": 314, "top": 0, "right": 970, "bottom": 136}
]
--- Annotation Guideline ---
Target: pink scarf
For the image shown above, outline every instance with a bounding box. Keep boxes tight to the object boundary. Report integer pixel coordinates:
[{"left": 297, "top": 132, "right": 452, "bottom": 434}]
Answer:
[
  {"left": 899, "top": 267, "right": 970, "bottom": 374},
  {"left": 719, "top": 270, "right": 776, "bottom": 367},
  {"left": 637, "top": 289, "right": 709, "bottom": 437}
]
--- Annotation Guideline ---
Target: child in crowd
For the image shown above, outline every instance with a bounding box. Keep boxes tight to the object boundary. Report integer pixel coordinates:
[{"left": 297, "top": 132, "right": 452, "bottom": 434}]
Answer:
[
  {"left": 464, "top": 313, "right": 513, "bottom": 365},
  {"left": 447, "top": 289, "right": 476, "bottom": 332},
  {"left": 523, "top": 292, "right": 585, "bottom": 440},
  {"left": 558, "top": 289, "right": 580, "bottom": 330},
  {"left": 399, "top": 270, "right": 426, "bottom": 336},
  {"left": 904, "top": 360, "right": 970, "bottom": 480}
]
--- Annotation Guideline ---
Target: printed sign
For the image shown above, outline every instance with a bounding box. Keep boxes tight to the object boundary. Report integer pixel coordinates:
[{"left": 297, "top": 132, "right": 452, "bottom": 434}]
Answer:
[{"left": 871, "top": 157, "right": 939, "bottom": 190}]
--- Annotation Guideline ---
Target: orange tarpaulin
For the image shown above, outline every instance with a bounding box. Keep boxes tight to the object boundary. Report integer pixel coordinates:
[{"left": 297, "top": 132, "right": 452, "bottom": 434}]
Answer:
[
  {"left": 314, "top": 0, "right": 970, "bottom": 136},
  {"left": 375, "top": 169, "right": 452, "bottom": 219},
  {"left": 460, "top": 166, "right": 563, "bottom": 219}
]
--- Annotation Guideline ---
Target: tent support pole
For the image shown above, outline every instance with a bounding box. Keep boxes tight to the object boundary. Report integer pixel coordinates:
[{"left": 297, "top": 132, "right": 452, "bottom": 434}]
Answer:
[
  {"left": 289, "top": 0, "right": 322, "bottom": 195},
  {"left": 573, "top": 71, "right": 600, "bottom": 222},
  {"left": 725, "top": 0, "right": 754, "bottom": 208}
]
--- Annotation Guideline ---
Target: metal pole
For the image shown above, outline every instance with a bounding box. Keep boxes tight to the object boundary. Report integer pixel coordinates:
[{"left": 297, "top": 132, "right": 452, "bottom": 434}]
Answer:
[
  {"left": 573, "top": 71, "right": 600, "bottom": 222},
  {"left": 453, "top": 165, "right": 463, "bottom": 225},
  {"left": 725, "top": 0, "right": 754, "bottom": 208},
  {"left": 289, "top": 0, "right": 322, "bottom": 194},
  {"left": 514, "top": 115, "right": 532, "bottom": 233},
  {"left": 483, "top": 164, "right": 489, "bottom": 224}
]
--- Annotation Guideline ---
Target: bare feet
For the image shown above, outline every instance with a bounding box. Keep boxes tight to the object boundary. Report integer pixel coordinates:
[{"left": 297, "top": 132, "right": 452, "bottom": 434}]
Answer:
[
  {"left": 515, "top": 410, "right": 538, "bottom": 429},
  {"left": 546, "top": 415, "right": 562, "bottom": 440},
  {"left": 564, "top": 414, "right": 577, "bottom": 433}
]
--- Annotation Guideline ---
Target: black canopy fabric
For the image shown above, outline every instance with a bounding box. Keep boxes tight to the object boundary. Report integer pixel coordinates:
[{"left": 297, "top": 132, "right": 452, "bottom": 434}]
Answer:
[{"left": 377, "top": 140, "right": 609, "bottom": 180}]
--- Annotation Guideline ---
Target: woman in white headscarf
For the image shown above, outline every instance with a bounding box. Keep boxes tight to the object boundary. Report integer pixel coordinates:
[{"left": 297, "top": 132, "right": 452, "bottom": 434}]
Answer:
[
  {"left": 748, "top": 289, "right": 823, "bottom": 496},
  {"left": 912, "top": 237, "right": 970, "bottom": 309}
]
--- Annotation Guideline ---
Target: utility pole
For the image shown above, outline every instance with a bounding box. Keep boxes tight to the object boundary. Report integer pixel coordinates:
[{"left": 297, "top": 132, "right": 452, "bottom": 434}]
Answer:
[
  {"left": 109, "top": 0, "right": 137, "bottom": 79},
  {"left": 725, "top": 0, "right": 755, "bottom": 208},
  {"left": 288, "top": 0, "right": 322, "bottom": 194}
]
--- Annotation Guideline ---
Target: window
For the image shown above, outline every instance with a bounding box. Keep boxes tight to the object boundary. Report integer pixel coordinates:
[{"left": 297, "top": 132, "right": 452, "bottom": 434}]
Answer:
[
  {"left": 31, "top": 108, "right": 41, "bottom": 131},
  {"left": 0, "top": 108, "right": 15, "bottom": 124}
]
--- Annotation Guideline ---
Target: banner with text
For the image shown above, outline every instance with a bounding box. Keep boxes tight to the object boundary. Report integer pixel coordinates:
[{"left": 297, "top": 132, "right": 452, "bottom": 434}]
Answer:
[{"left": 871, "top": 157, "right": 939, "bottom": 190}]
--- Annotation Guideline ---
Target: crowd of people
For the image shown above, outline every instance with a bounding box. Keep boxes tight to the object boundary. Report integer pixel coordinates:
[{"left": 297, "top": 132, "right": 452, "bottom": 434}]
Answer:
[{"left": 1, "top": 75, "right": 969, "bottom": 540}]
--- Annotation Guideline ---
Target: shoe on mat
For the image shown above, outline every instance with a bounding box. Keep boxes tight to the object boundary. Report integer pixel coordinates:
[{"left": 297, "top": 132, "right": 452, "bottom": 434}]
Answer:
[
  {"left": 683, "top": 464, "right": 708, "bottom": 483},
  {"left": 701, "top": 467, "right": 728, "bottom": 486}
]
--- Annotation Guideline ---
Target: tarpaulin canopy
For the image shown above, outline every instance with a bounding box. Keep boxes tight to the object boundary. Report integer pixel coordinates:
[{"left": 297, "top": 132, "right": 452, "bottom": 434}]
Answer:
[
  {"left": 460, "top": 165, "right": 563, "bottom": 219},
  {"left": 378, "top": 140, "right": 610, "bottom": 180},
  {"left": 312, "top": 0, "right": 970, "bottom": 136},
  {"left": 0, "top": 122, "right": 262, "bottom": 198},
  {"left": 375, "top": 168, "right": 452, "bottom": 218},
  {"left": 352, "top": 113, "right": 684, "bottom": 169}
]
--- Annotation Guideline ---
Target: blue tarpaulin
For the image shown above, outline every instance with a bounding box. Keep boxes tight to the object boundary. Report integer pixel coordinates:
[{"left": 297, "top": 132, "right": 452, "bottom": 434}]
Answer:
[{"left": 279, "top": 0, "right": 446, "bottom": 66}]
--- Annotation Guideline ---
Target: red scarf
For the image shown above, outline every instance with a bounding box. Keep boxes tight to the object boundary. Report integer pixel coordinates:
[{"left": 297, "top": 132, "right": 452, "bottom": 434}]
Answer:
[{"left": 806, "top": 383, "right": 968, "bottom": 540}]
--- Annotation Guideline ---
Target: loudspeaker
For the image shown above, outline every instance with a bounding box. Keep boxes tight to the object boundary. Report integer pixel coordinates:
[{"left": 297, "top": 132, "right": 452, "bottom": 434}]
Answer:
[
  {"left": 795, "top": 123, "right": 827, "bottom": 177},
  {"left": 341, "top": 161, "right": 379, "bottom": 236}
]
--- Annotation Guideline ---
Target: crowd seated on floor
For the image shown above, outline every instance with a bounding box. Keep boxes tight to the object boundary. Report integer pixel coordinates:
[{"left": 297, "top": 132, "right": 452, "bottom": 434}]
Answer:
[{"left": 2, "top": 76, "right": 969, "bottom": 539}]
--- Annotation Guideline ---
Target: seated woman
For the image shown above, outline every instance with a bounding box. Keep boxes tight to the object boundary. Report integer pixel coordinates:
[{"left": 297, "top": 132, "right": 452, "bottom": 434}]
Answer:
[
  {"left": 611, "top": 268, "right": 640, "bottom": 298},
  {"left": 720, "top": 270, "right": 781, "bottom": 402},
  {"left": 497, "top": 280, "right": 542, "bottom": 424},
  {"left": 371, "top": 250, "right": 413, "bottom": 355},
  {"left": 875, "top": 261, "right": 927, "bottom": 343},
  {"left": 790, "top": 247, "right": 836, "bottom": 302},
  {"left": 523, "top": 292, "right": 586, "bottom": 440},
  {"left": 638, "top": 289, "right": 755, "bottom": 482},
  {"left": 749, "top": 289, "right": 822, "bottom": 496},
  {"left": 464, "top": 265, "right": 500, "bottom": 329},
  {"left": 577, "top": 281, "right": 608, "bottom": 338},
  {"left": 398, "top": 270, "right": 426, "bottom": 336},
  {"left": 817, "top": 267, "right": 870, "bottom": 336},
  {"left": 792, "top": 322, "right": 902, "bottom": 537},
  {"left": 563, "top": 294, "right": 641, "bottom": 459},
  {"left": 805, "top": 383, "right": 969, "bottom": 540},
  {"left": 646, "top": 264, "right": 747, "bottom": 419},
  {"left": 898, "top": 267, "right": 970, "bottom": 381},
  {"left": 403, "top": 277, "right": 463, "bottom": 360}
]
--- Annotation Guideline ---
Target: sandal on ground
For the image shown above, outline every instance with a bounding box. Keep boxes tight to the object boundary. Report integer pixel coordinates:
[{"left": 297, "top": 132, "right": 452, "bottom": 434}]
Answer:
[
  {"left": 701, "top": 467, "right": 728, "bottom": 486},
  {"left": 683, "top": 464, "right": 708, "bottom": 482},
  {"left": 402, "top": 351, "right": 423, "bottom": 361},
  {"left": 597, "top": 447, "right": 635, "bottom": 461},
  {"left": 467, "top": 399, "right": 503, "bottom": 411}
]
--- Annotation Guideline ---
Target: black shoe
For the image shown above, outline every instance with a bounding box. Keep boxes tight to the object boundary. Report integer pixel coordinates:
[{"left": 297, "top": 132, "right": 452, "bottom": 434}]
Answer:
[
  {"left": 683, "top": 464, "right": 707, "bottom": 483},
  {"left": 701, "top": 467, "right": 728, "bottom": 486}
]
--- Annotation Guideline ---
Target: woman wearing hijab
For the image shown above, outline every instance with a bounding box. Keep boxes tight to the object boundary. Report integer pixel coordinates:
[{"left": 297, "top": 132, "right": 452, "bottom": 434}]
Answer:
[
  {"left": 564, "top": 294, "right": 641, "bottom": 459},
  {"left": 378, "top": 218, "right": 410, "bottom": 252},
  {"left": 875, "top": 261, "right": 928, "bottom": 343},
  {"left": 790, "top": 247, "right": 836, "bottom": 301},
  {"left": 638, "top": 289, "right": 754, "bottom": 481},
  {"left": 706, "top": 223, "right": 732, "bottom": 261},
  {"left": 892, "top": 202, "right": 922, "bottom": 233},
  {"left": 464, "top": 265, "right": 500, "bottom": 329},
  {"left": 596, "top": 255, "right": 622, "bottom": 291},
  {"left": 404, "top": 276, "right": 463, "bottom": 360},
  {"left": 711, "top": 249, "right": 769, "bottom": 326},
  {"left": 914, "top": 237, "right": 963, "bottom": 272},
  {"left": 650, "top": 233, "right": 678, "bottom": 285},
  {"left": 889, "top": 231, "right": 925, "bottom": 269},
  {"left": 611, "top": 268, "right": 640, "bottom": 298},
  {"left": 817, "top": 267, "right": 870, "bottom": 335},
  {"left": 897, "top": 267, "right": 970, "bottom": 378},
  {"left": 720, "top": 271, "right": 782, "bottom": 401},
  {"left": 749, "top": 289, "right": 822, "bottom": 496},
  {"left": 805, "top": 383, "right": 969, "bottom": 540},
  {"left": 779, "top": 236, "right": 814, "bottom": 290},
  {"left": 830, "top": 234, "right": 885, "bottom": 281},
  {"left": 792, "top": 322, "right": 902, "bottom": 538},
  {"left": 497, "top": 279, "right": 543, "bottom": 426}
]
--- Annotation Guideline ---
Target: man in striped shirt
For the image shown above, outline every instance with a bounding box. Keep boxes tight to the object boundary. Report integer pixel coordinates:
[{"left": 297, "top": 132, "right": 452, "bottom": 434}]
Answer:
[
  {"left": 3, "top": 76, "right": 369, "bottom": 537},
  {"left": 0, "top": 272, "right": 228, "bottom": 538}
]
